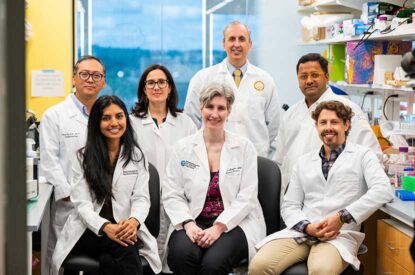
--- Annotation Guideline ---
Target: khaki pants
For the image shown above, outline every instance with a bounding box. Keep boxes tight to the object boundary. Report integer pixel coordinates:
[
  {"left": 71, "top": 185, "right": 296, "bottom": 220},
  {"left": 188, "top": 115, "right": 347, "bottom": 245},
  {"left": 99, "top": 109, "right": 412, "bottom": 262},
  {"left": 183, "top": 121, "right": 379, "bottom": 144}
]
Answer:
[{"left": 249, "top": 239, "right": 349, "bottom": 275}]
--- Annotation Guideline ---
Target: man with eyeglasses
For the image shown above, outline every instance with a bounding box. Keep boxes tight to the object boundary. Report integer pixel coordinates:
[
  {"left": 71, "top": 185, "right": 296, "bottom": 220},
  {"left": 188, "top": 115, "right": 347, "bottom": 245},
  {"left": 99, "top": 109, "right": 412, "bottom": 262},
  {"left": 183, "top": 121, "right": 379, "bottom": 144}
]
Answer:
[
  {"left": 273, "top": 53, "right": 381, "bottom": 205},
  {"left": 184, "top": 21, "right": 281, "bottom": 158},
  {"left": 39, "top": 55, "right": 106, "bottom": 270}
]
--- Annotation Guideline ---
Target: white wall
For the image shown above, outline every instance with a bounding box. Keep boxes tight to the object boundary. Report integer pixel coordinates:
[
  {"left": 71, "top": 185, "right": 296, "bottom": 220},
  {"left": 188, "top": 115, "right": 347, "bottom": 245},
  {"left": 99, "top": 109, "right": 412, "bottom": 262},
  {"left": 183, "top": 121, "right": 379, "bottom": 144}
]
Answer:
[{"left": 256, "top": 0, "right": 324, "bottom": 108}]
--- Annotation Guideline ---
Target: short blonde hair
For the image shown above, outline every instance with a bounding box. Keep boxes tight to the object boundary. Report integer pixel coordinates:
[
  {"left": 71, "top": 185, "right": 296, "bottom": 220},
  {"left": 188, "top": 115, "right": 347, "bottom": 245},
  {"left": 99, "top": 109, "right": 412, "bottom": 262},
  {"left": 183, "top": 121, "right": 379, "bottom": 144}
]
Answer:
[{"left": 199, "top": 84, "right": 235, "bottom": 109}]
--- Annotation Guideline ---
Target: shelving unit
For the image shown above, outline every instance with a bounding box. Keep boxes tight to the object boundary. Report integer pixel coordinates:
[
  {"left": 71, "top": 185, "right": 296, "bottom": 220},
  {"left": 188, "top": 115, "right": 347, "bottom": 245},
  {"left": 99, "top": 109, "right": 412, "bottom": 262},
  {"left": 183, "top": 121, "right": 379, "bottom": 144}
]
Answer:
[
  {"left": 300, "top": 24, "right": 415, "bottom": 45},
  {"left": 332, "top": 82, "right": 414, "bottom": 96},
  {"left": 298, "top": 0, "right": 415, "bottom": 121},
  {"left": 298, "top": 0, "right": 366, "bottom": 12}
]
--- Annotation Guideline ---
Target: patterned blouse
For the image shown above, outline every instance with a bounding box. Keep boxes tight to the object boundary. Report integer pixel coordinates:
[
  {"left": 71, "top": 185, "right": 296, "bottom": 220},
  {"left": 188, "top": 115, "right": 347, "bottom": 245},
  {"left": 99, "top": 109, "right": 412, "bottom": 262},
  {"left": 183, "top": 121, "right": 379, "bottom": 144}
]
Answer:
[{"left": 198, "top": 171, "right": 224, "bottom": 218}]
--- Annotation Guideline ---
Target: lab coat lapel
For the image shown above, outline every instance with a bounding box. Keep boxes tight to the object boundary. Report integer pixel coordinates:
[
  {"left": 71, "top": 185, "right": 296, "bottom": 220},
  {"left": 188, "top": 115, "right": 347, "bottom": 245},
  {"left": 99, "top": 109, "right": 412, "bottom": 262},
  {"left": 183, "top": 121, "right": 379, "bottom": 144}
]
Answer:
[
  {"left": 326, "top": 142, "right": 353, "bottom": 183},
  {"left": 219, "top": 131, "right": 239, "bottom": 186},
  {"left": 145, "top": 111, "right": 162, "bottom": 138},
  {"left": 112, "top": 146, "right": 124, "bottom": 186},
  {"left": 66, "top": 95, "right": 88, "bottom": 126},
  {"left": 192, "top": 130, "right": 210, "bottom": 173},
  {"left": 310, "top": 151, "right": 327, "bottom": 184}
]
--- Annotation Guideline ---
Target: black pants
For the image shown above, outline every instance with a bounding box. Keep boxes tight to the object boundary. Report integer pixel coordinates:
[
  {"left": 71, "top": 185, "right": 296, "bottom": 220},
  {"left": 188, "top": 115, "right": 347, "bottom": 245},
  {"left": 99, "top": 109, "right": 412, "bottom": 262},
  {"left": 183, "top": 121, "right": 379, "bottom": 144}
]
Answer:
[
  {"left": 167, "top": 217, "right": 248, "bottom": 275},
  {"left": 63, "top": 229, "right": 142, "bottom": 275}
]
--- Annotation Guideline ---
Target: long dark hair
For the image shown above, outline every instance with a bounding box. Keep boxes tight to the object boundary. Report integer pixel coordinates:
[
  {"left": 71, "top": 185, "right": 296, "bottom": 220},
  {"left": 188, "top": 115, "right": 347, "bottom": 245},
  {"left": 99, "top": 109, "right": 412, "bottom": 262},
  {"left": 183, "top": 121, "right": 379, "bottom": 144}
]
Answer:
[
  {"left": 131, "top": 64, "right": 182, "bottom": 118},
  {"left": 79, "top": 95, "right": 145, "bottom": 204}
]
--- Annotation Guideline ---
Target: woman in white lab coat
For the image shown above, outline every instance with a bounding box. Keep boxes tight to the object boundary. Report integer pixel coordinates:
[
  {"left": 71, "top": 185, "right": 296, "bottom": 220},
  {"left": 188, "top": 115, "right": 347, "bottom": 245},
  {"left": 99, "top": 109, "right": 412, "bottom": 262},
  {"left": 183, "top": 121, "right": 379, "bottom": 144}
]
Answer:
[
  {"left": 162, "top": 84, "right": 266, "bottom": 275},
  {"left": 130, "top": 64, "right": 196, "bottom": 266},
  {"left": 52, "top": 95, "right": 161, "bottom": 275}
]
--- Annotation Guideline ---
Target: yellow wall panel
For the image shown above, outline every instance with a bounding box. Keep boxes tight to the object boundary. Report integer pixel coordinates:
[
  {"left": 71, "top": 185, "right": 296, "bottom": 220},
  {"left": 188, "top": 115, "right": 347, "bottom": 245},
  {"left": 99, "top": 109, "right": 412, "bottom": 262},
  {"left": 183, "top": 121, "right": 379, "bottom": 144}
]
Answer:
[{"left": 26, "top": 0, "right": 73, "bottom": 118}]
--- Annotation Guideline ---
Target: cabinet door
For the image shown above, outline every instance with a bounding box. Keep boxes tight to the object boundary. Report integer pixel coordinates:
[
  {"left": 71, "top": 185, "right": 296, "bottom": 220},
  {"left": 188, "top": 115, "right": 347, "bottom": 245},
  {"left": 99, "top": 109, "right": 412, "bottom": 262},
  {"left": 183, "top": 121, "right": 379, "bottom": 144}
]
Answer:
[
  {"left": 377, "top": 220, "right": 415, "bottom": 274},
  {"left": 379, "top": 254, "right": 412, "bottom": 275}
]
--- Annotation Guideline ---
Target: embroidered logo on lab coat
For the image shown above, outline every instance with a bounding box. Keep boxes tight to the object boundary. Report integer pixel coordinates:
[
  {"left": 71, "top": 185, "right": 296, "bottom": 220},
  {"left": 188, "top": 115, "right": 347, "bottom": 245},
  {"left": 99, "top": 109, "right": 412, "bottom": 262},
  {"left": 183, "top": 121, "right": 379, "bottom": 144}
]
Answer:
[
  {"left": 62, "top": 132, "right": 80, "bottom": 138},
  {"left": 180, "top": 160, "right": 200, "bottom": 169},
  {"left": 254, "top": 81, "right": 264, "bottom": 92},
  {"left": 123, "top": 170, "right": 138, "bottom": 175},
  {"left": 226, "top": 166, "right": 242, "bottom": 175}
]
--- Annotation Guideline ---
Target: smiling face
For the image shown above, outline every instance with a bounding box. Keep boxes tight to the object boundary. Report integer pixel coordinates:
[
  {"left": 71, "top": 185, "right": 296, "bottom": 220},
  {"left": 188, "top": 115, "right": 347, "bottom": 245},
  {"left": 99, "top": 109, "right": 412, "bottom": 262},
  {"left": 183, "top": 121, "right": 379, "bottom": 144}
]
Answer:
[
  {"left": 316, "top": 109, "right": 350, "bottom": 150},
  {"left": 222, "top": 23, "right": 252, "bottom": 68},
  {"left": 73, "top": 59, "right": 106, "bottom": 100},
  {"left": 100, "top": 103, "right": 126, "bottom": 142},
  {"left": 201, "top": 96, "right": 230, "bottom": 130},
  {"left": 297, "top": 61, "right": 329, "bottom": 107},
  {"left": 144, "top": 69, "right": 171, "bottom": 106}
]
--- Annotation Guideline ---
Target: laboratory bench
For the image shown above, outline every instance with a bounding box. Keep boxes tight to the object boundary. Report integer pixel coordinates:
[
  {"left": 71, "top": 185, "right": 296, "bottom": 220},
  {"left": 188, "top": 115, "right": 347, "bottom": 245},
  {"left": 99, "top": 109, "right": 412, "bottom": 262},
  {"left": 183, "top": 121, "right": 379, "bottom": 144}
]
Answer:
[
  {"left": 27, "top": 182, "right": 53, "bottom": 275},
  {"left": 362, "top": 197, "right": 415, "bottom": 275}
]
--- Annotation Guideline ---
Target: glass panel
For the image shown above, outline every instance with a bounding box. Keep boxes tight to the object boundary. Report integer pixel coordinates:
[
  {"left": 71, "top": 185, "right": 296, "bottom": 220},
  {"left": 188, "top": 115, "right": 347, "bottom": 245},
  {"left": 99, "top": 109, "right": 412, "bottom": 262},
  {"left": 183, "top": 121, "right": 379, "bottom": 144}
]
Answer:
[{"left": 75, "top": 0, "right": 203, "bottom": 109}]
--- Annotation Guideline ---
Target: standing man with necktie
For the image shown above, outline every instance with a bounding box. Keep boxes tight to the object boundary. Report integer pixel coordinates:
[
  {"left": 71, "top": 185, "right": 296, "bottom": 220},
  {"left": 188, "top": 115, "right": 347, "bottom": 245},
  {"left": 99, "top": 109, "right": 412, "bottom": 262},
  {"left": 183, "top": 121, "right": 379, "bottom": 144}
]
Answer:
[{"left": 184, "top": 21, "right": 281, "bottom": 157}]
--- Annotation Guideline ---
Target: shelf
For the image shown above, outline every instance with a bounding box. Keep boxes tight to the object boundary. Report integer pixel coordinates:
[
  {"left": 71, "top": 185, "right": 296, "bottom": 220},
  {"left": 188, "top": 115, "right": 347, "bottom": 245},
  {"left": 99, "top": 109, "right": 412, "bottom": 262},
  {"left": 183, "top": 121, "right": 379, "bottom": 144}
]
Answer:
[
  {"left": 300, "top": 24, "right": 415, "bottom": 45},
  {"left": 298, "top": 0, "right": 365, "bottom": 12},
  {"left": 332, "top": 82, "right": 415, "bottom": 98},
  {"left": 298, "top": 0, "right": 409, "bottom": 12},
  {"left": 333, "top": 82, "right": 414, "bottom": 93}
]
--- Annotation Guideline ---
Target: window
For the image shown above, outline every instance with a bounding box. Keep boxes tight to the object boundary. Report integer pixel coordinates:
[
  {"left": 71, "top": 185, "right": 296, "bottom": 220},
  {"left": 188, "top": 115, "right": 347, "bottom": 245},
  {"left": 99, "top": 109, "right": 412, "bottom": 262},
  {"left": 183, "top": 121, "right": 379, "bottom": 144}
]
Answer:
[{"left": 75, "top": 0, "right": 256, "bottom": 109}]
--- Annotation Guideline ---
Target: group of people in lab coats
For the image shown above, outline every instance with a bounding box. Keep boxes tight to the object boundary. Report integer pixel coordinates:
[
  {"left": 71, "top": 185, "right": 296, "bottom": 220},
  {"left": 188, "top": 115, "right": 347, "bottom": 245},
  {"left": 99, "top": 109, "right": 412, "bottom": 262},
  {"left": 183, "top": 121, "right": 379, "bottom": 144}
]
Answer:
[{"left": 39, "top": 20, "right": 393, "bottom": 275}]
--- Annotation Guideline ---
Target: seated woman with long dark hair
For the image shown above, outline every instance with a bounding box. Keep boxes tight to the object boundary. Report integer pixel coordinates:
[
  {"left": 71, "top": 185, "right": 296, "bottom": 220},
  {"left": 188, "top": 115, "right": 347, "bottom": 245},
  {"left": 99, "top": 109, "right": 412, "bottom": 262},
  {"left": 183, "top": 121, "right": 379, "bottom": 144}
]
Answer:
[{"left": 52, "top": 95, "right": 161, "bottom": 275}]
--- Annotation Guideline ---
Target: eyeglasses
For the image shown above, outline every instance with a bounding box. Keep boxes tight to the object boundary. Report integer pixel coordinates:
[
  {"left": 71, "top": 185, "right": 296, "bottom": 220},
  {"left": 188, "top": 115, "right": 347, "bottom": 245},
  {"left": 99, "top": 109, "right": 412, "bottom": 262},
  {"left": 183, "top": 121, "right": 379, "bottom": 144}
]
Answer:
[
  {"left": 78, "top": 71, "right": 104, "bottom": 82},
  {"left": 297, "top": 72, "right": 325, "bottom": 81},
  {"left": 145, "top": 79, "right": 169, "bottom": 89}
]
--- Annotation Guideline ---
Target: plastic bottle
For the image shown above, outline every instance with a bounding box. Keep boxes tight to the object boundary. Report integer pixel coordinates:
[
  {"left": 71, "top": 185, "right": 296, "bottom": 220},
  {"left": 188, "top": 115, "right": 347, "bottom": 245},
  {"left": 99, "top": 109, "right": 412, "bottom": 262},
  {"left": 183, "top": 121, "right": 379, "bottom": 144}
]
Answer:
[
  {"left": 399, "top": 147, "right": 409, "bottom": 164},
  {"left": 378, "top": 15, "right": 388, "bottom": 31},
  {"left": 395, "top": 147, "right": 411, "bottom": 188}
]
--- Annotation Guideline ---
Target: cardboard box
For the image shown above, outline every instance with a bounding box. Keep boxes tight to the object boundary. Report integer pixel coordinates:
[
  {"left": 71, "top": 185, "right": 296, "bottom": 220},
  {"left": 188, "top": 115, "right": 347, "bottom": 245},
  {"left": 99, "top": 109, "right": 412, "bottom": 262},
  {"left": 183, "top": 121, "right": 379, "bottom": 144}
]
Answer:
[
  {"left": 373, "top": 55, "right": 402, "bottom": 85},
  {"left": 299, "top": 0, "right": 314, "bottom": 6},
  {"left": 313, "top": 27, "right": 326, "bottom": 41}
]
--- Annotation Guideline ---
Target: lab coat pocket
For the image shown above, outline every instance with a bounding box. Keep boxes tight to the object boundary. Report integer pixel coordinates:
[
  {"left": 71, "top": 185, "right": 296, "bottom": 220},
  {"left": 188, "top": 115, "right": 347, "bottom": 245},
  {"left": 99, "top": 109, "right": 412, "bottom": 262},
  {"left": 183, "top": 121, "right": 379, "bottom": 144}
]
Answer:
[
  {"left": 182, "top": 166, "right": 199, "bottom": 200},
  {"left": 335, "top": 176, "right": 360, "bottom": 200},
  {"left": 116, "top": 174, "right": 137, "bottom": 196},
  {"left": 248, "top": 96, "right": 265, "bottom": 119}
]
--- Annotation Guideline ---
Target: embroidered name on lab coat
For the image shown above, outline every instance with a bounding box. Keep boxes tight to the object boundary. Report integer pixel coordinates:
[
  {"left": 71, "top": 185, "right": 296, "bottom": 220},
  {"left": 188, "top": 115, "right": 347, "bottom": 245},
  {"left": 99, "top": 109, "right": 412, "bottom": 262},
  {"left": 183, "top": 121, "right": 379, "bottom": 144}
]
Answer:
[
  {"left": 62, "top": 132, "right": 80, "bottom": 138},
  {"left": 180, "top": 160, "right": 200, "bottom": 169},
  {"left": 226, "top": 166, "right": 242, "bottom": 175},
  {"left": 123, "top": 170, "right": 138, "bottom": 175}
]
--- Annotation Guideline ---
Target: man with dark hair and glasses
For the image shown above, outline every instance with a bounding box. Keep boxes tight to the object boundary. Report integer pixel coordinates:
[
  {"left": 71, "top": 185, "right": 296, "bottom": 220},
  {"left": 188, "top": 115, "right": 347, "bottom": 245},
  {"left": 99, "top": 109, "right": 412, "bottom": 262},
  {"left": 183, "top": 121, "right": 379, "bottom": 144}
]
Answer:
[
  {"left": 39, "top": 55, "right": 106, "bottom": 269},
  {"left": 273, "top": 53, "right": 381, "bottom": 205}
]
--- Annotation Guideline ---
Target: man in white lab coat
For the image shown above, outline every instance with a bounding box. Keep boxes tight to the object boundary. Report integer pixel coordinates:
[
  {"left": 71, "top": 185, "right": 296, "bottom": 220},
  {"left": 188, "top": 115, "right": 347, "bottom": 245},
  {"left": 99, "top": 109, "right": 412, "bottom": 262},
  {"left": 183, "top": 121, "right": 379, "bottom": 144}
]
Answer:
[
  {"left": 184, "top": 21, "right": 281, "bottom": 157},
  {"left": 274, "top": 53, "right": 381, "bottom": 204},
  {"left": 39, "top": 55, "right": 106, "bottom": 269},
  {"left": 249, "top": 100, "right": 393, "bottom": 274}
]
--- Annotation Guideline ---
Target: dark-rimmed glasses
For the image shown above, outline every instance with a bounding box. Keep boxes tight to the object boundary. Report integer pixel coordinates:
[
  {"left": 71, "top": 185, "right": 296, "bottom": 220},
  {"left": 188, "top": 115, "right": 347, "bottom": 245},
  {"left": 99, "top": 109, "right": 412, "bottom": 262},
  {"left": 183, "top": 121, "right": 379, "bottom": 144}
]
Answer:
[
  {"left": 145, "top": 79, "right": 169, "bottom": 89},
  {"left": 78, "top": 71, "right": 105, "bottom": 82}
]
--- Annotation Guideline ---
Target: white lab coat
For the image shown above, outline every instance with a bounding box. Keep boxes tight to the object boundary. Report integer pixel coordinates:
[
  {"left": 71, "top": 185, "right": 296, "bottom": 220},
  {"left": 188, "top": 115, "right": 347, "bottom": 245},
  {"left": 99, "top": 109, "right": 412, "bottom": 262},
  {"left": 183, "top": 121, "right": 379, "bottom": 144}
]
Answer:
[
  {"left": 256, "top": 142, "right": 393, "bottom": 270},
  {"left": 162, "top": 130, "right": 266, "bottom": 269},
  {"left": 274, "top": 88, "right": 381, "bottom": 204},
  {"left": 130, "top": 111, "right": 197, "bottom": 266},
  {"left": 39, "top": 94, "right": 88, "bottom": 266},
  {"left": 51, "top": 147, "right": 162, "bottom": 275},
  {"left": 184, "top": 59, "right": 281, "bottom": 157},
  {"left": 130, "top": 111, "right": 197, "bottom": 185}
]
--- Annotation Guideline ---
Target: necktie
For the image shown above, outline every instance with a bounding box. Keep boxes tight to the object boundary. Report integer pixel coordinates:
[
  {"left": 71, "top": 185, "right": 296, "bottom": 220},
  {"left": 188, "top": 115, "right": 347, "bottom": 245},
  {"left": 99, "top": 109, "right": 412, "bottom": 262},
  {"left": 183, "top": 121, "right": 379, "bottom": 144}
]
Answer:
[{"left": 233, "top": 69, "right": 242, "bottom": 88}]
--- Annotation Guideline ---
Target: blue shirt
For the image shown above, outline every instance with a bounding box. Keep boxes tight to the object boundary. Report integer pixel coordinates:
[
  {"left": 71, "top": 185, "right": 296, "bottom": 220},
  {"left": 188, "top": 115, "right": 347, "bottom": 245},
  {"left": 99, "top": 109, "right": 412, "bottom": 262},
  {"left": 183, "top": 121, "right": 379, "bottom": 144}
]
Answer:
[
  {"left": 71, "top": 93, "right": 89, "bottom": 118},
  {"left": 226, "top": 59, "right": 248, "bottom": 78}
]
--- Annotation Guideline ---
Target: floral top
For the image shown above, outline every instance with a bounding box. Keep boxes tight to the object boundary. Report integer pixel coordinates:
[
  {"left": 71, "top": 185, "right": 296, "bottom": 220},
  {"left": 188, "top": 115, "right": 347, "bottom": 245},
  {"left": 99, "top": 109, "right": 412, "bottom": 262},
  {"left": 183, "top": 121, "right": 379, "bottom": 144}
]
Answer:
[{"left": 198, "top": 171, "right": 224, "bottom": 218}]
